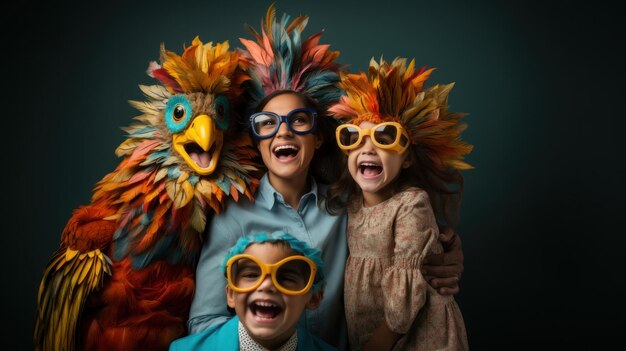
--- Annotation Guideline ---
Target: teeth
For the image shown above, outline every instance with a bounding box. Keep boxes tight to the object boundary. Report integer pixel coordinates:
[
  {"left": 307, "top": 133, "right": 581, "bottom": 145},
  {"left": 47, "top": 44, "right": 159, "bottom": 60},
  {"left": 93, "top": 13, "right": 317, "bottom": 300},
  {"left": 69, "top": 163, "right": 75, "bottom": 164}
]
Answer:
[
  {"left": 359, "top": 162, "right": 379, "bottom": 167},
  {"left": 255, "top": 301, "right": 278, "bottom": 307},
  {"left": 273, "top": 145, "right": 299, "bottom": 152}
]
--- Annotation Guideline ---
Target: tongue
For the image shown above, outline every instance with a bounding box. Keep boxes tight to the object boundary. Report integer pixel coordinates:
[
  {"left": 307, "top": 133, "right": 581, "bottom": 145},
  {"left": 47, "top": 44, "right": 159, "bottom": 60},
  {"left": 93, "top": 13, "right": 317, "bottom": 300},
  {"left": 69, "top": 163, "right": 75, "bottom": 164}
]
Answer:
[
  {"left": 363, "top": 166, "right": 381, "bottom": 177},
  {"left": 275, "top": 149, "right": 297, "bottom": 160},
  {"left": 256, "top": 305, "right": 279, "bottom": 318},
  {"left": 190, "top": 151, "right": 212, "bottom": 168},
  {"left": 277, "top": 154, "right": 295, "bottom": 160}
]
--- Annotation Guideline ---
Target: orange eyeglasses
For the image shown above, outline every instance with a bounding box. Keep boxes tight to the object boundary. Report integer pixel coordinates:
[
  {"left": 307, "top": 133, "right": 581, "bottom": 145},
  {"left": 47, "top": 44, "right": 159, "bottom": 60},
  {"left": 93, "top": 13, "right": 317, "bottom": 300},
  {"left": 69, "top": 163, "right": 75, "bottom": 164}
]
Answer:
[
  {"left": 225, "top": 254, "right": 317, "bottom": 296},
  {"left": 335, "top": 122, "right": 410, "bottom": 154}
]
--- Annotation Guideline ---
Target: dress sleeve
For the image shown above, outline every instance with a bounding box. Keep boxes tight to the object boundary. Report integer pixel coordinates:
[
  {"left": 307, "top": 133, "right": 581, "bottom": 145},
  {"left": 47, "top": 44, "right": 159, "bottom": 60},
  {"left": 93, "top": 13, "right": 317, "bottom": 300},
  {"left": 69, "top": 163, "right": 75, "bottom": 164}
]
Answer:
[
  {"left": 187, "top": 212, "right": 241, "bottom": 334},
  {"left": 381, "top": 189, "right": 438, "bottom": 334}
]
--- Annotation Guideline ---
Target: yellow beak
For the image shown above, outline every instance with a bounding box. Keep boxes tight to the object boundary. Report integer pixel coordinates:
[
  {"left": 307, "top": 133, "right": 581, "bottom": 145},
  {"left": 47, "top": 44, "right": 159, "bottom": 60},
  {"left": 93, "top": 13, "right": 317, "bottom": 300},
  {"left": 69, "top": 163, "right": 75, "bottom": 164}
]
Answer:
[{"left": 172, "top": 115, "right": 223, "bottom": 175}]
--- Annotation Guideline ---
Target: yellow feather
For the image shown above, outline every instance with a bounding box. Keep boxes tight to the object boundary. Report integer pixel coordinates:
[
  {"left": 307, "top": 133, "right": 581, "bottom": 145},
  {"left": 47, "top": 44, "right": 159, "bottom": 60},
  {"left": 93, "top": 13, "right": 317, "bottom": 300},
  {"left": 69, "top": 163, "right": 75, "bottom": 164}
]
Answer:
[
  {"left": 190, "top": 200, "right": 207, "bottom": 233},
  {"left": 103, "top": 214, "right": 120, "bottom": 221},
  {"left": 70, "top": 258, "right": 84, "bottom": 287},
  {"left": 65, "top": 248, "right": 78, "bottom": 261},
  {"left": 177, "top": 170, "right": 190, "bottom": 184},
  {"left": 94, "top": 257, "right": 102, "bottom": 281},
  {"left": 134, "top": 113, "right": 163, "bottom": 126},
  {"left": 162, "top": 155, "right": 179, "bottom": 166},
  {"left": 196, "top": 179, "right": 211, "bottom": 195},
  {"left": 77, "top": 256, "right": 94, "bottom": 284},
  {"left": 128, "top": 101, "right": 160, "bottom": 115},
  {"left": 265, "top": 3, "right": 276, "bottom": 35},
  {"left": 154, "top": 168, "right": 168, "bottom": 183},
  {"left": 139, "top": 84, "right": 171, "bottom": 101},
  {"left": 57, "top": 291, "right": 70, "bottom": 347},
  {"left": 167, "top": 179, "right": 194, "bottom": 208}
]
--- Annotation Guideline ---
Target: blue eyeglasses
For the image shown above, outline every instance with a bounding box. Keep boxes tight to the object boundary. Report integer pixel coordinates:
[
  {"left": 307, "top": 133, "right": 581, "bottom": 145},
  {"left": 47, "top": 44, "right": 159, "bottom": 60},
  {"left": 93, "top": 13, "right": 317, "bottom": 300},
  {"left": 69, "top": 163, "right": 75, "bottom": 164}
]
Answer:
[{"left": 249, "top": 108, "right": 317, "bottom": 139}]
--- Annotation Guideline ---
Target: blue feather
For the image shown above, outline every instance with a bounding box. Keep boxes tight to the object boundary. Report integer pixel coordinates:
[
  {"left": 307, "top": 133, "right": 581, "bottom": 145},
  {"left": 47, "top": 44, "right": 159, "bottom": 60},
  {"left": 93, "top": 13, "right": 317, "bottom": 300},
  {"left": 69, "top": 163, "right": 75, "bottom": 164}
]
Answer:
[
  {"left": 131, "top": 233, "right": 175, "bottom": 269},
  {"left": 168, "top": 166, "right": 181, "bottom": 179},
  {"left": 215, "top": 178, "right": 231, "bottom": 195},
  {"left": 145, "top": 150, "right": 169, "bottom": 164},
  {"left": 128, "top": 126, "right": 158, "bottom": 138}
]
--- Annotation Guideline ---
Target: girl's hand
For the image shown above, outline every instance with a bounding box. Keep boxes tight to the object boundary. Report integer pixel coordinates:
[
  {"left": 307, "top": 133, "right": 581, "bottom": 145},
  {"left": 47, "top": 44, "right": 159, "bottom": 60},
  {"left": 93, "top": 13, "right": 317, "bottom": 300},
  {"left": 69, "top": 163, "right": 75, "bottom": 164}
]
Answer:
[
  {"left": 362, "top": 322, "right": 402, "bottom": 351},
  {"left": 421, "top": 227, "right": 464, "bottom": 295}
]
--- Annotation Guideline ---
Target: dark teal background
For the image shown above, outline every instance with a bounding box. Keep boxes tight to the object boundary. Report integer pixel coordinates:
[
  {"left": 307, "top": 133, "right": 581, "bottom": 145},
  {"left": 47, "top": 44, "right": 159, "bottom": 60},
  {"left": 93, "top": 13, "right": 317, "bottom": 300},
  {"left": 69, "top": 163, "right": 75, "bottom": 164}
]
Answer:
[{"left": 3, "top": 0, "right": 624, "bottom": 349}]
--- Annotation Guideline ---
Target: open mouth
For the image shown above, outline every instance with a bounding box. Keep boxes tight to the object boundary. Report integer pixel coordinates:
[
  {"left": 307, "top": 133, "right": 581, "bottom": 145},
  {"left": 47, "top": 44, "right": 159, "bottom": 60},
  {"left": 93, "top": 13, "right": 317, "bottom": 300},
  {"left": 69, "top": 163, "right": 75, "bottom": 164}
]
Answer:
[
  {"left": 186, "top": 142, "right": 216, "bottom": 169},
  {"left": 250, "top": 300, "right": 283, "bottom": 320},
  {"left": 359, "top": 162, "right": 383, "bottom": 176},
  {"left": 273, "top": 145, "right": 299, "bottom": 159}
]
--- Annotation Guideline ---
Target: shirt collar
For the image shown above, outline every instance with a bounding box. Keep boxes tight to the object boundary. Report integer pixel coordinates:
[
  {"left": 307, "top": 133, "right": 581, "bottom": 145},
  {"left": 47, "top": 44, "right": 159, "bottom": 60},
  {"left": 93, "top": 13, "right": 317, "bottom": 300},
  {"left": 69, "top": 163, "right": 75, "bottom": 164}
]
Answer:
[
  {"left": 257, "top": 173, "right": 319, "bottom": 211},
  {"left": 238, "top": 321, "right": 298, "bottom": 351}
]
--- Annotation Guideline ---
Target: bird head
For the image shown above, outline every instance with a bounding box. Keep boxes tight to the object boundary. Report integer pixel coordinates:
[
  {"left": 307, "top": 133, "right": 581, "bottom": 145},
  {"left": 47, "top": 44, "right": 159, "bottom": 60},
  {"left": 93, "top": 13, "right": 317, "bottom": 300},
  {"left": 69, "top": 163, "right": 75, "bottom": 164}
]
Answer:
[
  {"left": 106, "top": 37, "right": 259, "bottom": 213},
  {"left": 147, "top": 37, "right": 246, "bottom": 176}
]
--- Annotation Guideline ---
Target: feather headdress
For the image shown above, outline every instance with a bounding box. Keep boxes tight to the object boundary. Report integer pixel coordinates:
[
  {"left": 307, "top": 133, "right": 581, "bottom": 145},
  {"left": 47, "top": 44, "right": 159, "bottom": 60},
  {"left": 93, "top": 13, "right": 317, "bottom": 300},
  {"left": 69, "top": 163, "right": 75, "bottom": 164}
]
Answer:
[
  {"left": 238, "top": 4, "right": 343, "bottom": 112},
  {"left": 148, "top": 36, "right": 246, "bottom": 96},
  {"left": 329, "top": 57, "right": 473, "bottom": 171}
]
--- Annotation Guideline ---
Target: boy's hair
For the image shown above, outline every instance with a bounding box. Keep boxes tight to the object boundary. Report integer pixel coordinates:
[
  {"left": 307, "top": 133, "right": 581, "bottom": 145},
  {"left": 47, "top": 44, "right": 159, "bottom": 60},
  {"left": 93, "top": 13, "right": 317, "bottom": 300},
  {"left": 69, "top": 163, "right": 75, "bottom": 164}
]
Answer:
[{"left": 221, "top": 231, "right": 326, "bottom": 293}]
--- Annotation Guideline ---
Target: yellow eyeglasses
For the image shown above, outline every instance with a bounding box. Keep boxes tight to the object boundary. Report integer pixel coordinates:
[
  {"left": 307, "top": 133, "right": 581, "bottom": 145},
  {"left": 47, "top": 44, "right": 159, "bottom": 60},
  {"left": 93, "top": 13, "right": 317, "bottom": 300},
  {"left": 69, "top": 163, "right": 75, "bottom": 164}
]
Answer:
[
  {"left": 225, "top": 254, "right": 317, "bottom": 296},
  {"left": 335, "top": 122, "right": 411, "bottom": 154}
]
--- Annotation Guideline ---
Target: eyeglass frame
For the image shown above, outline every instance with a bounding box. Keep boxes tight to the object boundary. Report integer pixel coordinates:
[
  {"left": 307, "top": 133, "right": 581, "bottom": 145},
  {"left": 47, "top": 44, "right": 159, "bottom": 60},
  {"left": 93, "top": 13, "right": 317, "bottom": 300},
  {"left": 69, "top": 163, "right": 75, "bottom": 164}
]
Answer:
[
  {"left": 225, "top": 254, "right": 318, "bottom": 296},
  {"left": 249, "top": 108, "right": 318, "bottom": 140},
  {"left": 335, "top": 121, "right": 411, "bottom": 154}
]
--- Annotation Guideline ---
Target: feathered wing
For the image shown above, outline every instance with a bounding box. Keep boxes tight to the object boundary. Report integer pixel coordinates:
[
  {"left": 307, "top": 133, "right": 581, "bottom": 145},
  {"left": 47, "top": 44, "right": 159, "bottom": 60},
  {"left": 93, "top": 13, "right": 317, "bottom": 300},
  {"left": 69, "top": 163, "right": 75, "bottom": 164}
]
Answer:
[
  {"left": 34, "top": 203, "right": 117, "bottom": 351},
  {"left": 35, "top": 247, "right": 112, "bottom": 351}
]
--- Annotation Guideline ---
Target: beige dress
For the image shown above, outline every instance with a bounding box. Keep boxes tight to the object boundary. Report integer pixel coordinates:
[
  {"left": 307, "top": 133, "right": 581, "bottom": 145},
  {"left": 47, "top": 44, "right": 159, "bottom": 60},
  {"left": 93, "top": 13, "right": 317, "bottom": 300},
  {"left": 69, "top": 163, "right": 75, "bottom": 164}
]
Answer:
[{"left": 344, "top": 188, "right": 468, "bottom": 350}]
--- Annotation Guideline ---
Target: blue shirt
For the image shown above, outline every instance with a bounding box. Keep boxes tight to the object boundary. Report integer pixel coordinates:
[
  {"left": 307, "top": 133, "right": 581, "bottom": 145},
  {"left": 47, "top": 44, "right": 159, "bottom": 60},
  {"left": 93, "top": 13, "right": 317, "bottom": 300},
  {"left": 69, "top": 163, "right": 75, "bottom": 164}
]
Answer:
[
  {"left": 172, "top": 316, "right": 337, "bottom": 351},
  {"left": 188, "top": 174, "right": 349, "bottom": 349}
]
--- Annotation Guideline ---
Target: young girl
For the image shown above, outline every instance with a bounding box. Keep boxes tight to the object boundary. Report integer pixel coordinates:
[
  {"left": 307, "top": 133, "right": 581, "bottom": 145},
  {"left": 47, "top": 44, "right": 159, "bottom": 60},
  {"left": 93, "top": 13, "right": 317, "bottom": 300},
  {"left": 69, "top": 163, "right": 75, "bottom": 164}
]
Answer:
[{"left": 328, "top": 58, "right": 473, "bottom": 350}]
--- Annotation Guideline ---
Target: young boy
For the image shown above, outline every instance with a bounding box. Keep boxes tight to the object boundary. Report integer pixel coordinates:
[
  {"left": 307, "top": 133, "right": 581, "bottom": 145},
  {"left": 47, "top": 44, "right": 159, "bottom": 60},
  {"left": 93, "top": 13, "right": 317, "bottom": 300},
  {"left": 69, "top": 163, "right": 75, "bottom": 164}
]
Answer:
[{"left": 170, "top": 231, "right": 336, "bottom": 350}]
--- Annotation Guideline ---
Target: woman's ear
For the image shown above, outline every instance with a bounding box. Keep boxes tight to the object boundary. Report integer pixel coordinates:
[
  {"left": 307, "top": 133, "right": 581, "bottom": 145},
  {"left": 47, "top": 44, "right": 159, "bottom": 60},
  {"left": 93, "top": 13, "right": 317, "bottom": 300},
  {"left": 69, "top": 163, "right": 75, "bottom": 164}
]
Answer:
[
  {"left": 305, "top": 290, "right": 324, "bottom": 310},
  {"left": 316, "top": 134, "right": 324, "bottom": 149}
]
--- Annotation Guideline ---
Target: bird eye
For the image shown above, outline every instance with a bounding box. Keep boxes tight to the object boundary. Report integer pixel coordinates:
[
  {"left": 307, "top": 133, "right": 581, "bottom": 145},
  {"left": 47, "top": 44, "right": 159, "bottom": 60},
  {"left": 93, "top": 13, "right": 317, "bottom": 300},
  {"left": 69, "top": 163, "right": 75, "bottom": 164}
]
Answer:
[
  {"left": 173, "top": 105, "right": 186, "bottom": 121},
  {"left": 214, "top": 95, "right": 230, "bottom": 130},
  {"left": 165, "top": 95, "right": 193, "bottom": 133}
]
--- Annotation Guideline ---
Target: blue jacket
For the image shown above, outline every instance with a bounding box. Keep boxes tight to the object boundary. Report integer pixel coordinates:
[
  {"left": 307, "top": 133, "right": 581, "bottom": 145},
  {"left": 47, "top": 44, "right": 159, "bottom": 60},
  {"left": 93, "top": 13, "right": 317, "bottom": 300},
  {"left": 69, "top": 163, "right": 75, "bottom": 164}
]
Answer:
[{"left": 170, "top": 316, "right": 337, "bottom": 351}]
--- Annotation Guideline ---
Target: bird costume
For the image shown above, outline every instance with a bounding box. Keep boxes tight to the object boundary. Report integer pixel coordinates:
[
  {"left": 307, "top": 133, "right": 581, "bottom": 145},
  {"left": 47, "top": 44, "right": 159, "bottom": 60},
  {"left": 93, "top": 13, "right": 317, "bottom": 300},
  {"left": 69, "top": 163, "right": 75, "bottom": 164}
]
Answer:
[{"left": 34, "top": 37, "right": 261, "bottom": 351}]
